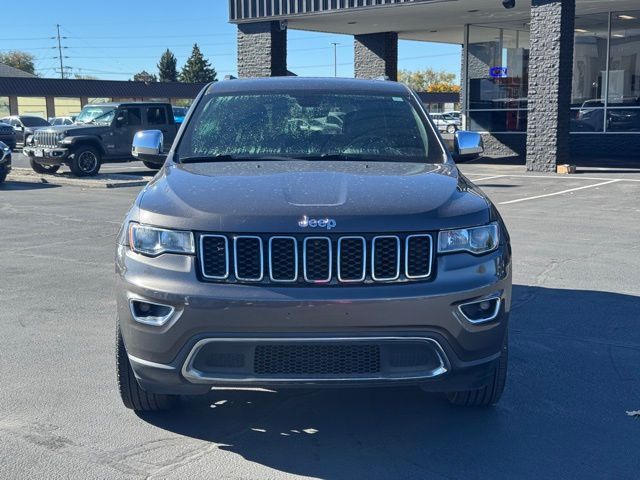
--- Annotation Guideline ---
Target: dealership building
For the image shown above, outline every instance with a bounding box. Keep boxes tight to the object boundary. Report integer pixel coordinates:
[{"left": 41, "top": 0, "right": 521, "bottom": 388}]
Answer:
[{"left": 228, "top": 0, "right": 640, "bottom": 170}]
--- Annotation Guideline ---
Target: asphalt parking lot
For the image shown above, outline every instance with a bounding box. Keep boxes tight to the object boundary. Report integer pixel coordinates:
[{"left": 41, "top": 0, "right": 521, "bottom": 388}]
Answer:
[{"left": 1, "top": 154, "right": 639, "bottom": 479}]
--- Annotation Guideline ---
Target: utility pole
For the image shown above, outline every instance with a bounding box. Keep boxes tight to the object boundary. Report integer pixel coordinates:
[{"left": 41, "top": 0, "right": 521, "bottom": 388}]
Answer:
[
  {"left": 55, "top": 24, "right": 65, "bottom": 79},
  {"left": 331, "top": 42, "right": 339, "bottom": 77}
]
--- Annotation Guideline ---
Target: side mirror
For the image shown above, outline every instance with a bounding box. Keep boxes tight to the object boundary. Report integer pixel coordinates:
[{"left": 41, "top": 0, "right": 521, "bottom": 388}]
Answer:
[
  {"left": 132, "top": 130, "right": 166, "bottom": 164},
  {"left": 454, "top": 131, "right": 484, "bottom": 157}
]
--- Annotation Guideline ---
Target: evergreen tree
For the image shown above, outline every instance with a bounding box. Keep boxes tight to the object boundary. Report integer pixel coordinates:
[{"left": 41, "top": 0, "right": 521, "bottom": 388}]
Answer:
[
  {"left": 180, "top": 44, "right": 217, "bottom": 83},
  {"left": 157, "top": 49, "right": 178, "bottom": 82}
]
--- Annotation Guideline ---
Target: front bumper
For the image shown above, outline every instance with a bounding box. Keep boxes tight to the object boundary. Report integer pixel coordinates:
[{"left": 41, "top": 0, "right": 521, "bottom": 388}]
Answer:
[
  {"left": 116, "top": 244, "right": 511, "bottom": 395},
  {"left": 23, "top": 146, "right": 70, "bottom": 165}
]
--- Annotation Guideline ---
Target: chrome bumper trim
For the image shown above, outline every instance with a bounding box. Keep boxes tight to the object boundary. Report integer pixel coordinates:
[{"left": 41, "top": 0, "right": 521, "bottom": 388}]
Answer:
[
  {"left": 181, "top": 336, "right": 450, "bottom": 384},
  {"left": 128, "top": 354, "right": 177, "bottom": 371}
]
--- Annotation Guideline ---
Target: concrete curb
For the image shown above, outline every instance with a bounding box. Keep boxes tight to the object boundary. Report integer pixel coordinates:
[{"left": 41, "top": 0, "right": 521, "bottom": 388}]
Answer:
[{"left": 9, "top": 168, "right": 149, "bottom": 189}]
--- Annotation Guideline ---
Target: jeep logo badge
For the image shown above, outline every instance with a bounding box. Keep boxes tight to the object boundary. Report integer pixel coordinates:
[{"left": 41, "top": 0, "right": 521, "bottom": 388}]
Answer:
[{"left": 298, "top": 215, "right": 337, "bottom": 230}]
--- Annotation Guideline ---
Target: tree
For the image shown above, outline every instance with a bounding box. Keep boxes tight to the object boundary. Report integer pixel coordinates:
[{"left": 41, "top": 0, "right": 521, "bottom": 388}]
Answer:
[
  {"left": 0, "top": 50, "right": 36, "bottom": 75},
  {"left": 132, "top": 70, "right": 158, "bottom": 83},
  {"left": 398, "top": 68, "right": 459, "bottom": 92},
  {"left": 158, "top": 49, "right": 178, "bottom": 82},
  {"left": 180, "top": 44, "right": 217, "bottom": 83},
  {"left": 427, "top": 82, "right": 461, "bottom": 93}
]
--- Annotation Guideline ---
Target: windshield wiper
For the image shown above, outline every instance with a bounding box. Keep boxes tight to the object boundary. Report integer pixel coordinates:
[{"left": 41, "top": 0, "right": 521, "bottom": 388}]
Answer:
[{"left": 178, "top": 154, "right": 298, "bottom": 164}]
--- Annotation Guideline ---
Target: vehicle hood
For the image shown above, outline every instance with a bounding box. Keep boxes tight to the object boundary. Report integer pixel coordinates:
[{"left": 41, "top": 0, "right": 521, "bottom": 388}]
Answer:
[
  {"left": 37, "top": 124, "right": 111, "bottom": 136},
  {"left": 137, "top": 161, "right": 492, "bottom": 233}
]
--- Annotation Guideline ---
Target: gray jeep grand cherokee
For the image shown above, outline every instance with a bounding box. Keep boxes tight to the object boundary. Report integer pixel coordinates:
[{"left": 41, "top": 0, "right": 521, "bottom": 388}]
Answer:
[{"left": 116, "top": 78, "right": 511, "bottom": 412}]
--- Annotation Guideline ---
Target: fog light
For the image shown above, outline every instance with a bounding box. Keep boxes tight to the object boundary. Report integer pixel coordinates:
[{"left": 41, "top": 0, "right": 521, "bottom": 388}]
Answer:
[
  {"left": 129, "top": 299, "right": 175, "bottom": 326},
  {"left": 458, "top": 297, "right": 501, "bottom": 324}
]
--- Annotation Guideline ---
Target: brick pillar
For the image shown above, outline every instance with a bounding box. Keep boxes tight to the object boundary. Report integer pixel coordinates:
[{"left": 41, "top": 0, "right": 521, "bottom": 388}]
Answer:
[
  {"left": 237, "top": 21, "right": 287, "bottom": 77},
  {"left": 9, "top": 96, "right": 18, "bottom": 115},
  {"left": 526, "top": 0, "right": 575, "bottom": 172},
  {"left": 354, "top": 32, "right": 398, "bottom": 81},
  {"left": 45, "top": 96, "right": 55, "bottom": 119}
]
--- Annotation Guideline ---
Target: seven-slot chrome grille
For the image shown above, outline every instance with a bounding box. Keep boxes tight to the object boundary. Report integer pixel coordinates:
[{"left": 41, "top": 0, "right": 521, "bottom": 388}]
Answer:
[
  {"left": 198, "top": 233, "right": 433, "bottom": 285},
  {"left": 33, "top": 130, "right": 58, "bottom": 148}
]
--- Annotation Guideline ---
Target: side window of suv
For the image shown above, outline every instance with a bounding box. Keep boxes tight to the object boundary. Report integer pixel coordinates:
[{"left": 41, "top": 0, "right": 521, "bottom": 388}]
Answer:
[
  {"left": 119, "top": 108, "right": 142, "bottom": 127},
  {"left": 147, "top": 107, "right": 167, "bottom": 125}
]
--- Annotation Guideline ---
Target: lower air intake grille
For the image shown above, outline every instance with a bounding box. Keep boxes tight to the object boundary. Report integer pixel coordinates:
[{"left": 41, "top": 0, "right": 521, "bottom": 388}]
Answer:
[{"left": 254, "top": 344, "right": 381, "bottom": 375}]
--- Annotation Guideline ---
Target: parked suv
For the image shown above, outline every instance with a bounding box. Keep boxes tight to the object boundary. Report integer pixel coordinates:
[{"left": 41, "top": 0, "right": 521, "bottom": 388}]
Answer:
[
  {"left": 0, "top": 122, "right": 17, "bottom": 150},
  {"left": 0, "top": 115, "right": 50, "bottom": 146},
  {"left": 23, "top": 102, "right": 177, "bottom": 176},
  {"left": 116, "top": 78, "right": 511, "bottom": 412},
  {"left": 0, "top": 141, "right": 11, "bottom": 183}
]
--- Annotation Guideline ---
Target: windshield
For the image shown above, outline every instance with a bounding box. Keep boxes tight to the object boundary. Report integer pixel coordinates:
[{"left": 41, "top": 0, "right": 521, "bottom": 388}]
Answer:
[
  {"left": 76, "top": 106, "right": 116, "bottom": 125},
  {"left": 177, "top": 92, "right": 444, "bottom": 163},
  {"left": 22, "top": 117, "right": 50, "bottom": 127}
]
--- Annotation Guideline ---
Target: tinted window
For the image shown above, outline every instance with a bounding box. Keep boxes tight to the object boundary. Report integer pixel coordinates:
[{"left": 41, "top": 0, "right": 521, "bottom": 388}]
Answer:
[
  {"left": 21, "top": 117, "right": 50, "bottom": 127},
  {"left": 179, "top": 92, "right": 443, "bottom": 163},
  {"left": 147, "top": 107, "right": 167, "bottom": 125},
  {"left": 119, "top": 108, "right": 142, "bottom": 126}
]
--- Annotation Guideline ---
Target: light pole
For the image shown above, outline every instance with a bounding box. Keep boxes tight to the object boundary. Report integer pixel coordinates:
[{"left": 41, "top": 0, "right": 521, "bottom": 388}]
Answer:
[{"left": 331, "top": 42, "right": 339, "bottom": 77}]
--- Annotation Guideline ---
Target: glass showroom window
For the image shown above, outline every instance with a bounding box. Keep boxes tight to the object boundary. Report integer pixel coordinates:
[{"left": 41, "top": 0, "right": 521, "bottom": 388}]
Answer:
[
  {"left": 0, "top": 97, "right": 9, "bottom": 118},
  {"left": 607, "top": 11, "right": 640, "bottom": 133},
  {"left": 466, "top": 25, "right": 529, "bottom": 133},
  {"left": 571, "top": 13, "right": 608, "bottom": 132}
]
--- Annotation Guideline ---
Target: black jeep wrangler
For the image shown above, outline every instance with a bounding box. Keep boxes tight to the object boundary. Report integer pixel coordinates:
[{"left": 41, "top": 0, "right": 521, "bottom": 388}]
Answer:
[{"left": 23, "top": 102, "right": 178, "bottom": 176}]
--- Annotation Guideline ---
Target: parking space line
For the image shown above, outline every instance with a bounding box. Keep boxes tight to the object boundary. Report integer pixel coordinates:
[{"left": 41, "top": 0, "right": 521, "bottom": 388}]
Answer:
[
  {"left": 499, "top": 179, "right": 621, "bottom": 205},
  {"left": 470, "top": 175, "right": 507, "bottom": 182},
  {"left": 463, "top": 173, "right": 640, "bottom": 183}
]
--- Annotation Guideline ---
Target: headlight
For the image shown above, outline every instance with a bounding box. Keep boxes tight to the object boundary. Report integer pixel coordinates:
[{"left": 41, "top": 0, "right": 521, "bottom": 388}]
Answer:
[
  {"left": 438, "top": 223, "right": 499, "bottom": 255},
  {"left": 128, "top": 223, "right": 195, "bottom": 256},
  {"left": 57, "top": 132, "right": 66, "bottom": 142}
]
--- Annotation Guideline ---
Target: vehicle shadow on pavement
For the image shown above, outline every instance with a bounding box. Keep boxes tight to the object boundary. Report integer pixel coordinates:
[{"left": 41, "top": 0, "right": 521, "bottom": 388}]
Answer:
[
  {"left": 139, "top": 285, "right": 640, "bottom": 479},
  {"left": 0, "top": 181, "right": 60, "bottom": 191}
]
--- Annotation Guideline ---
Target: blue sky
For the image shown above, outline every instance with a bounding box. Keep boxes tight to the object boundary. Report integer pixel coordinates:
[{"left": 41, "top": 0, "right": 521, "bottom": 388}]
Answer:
[{"left": 0, "top": 0, "right": 461, "bottom": 81}]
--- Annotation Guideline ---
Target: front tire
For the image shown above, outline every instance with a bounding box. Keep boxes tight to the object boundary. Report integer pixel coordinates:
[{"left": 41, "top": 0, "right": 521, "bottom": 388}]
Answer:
[
  {"left": 446, "top": 331, "right": 508, "bottom": 407},
  {"left": 116, "top": 327, "right": 178, "bottom": 412},
  {"left": 446, "top": 124, "right": 457, "bottom": 134},
  {"left": 70, "top": 147, "right": 101, "bottom": 177},
  {"left": 30, "top": 158, "right": 60, "bottom": 174}
]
